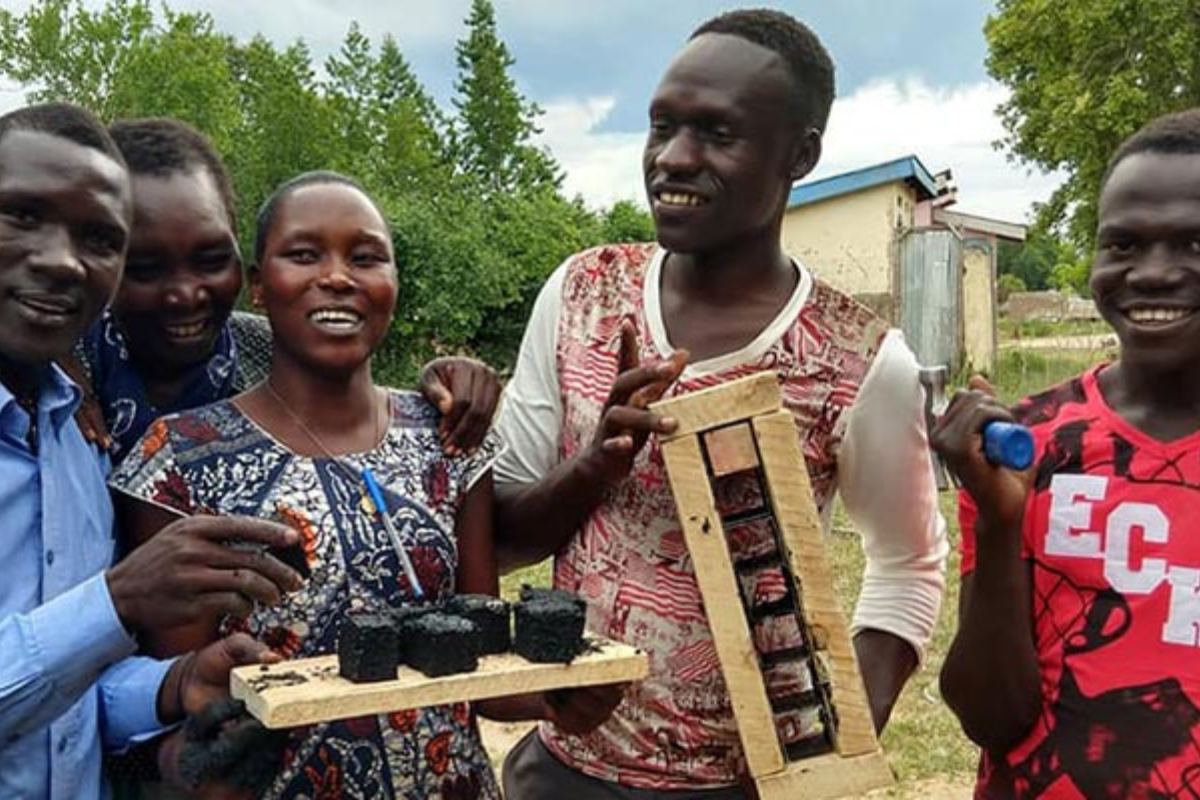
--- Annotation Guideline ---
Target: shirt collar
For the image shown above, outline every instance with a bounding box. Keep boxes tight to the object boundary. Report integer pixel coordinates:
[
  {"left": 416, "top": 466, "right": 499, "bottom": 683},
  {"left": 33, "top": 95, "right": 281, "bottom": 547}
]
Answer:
[{"left": 0, "top": 364, "right": 84, "bottom": 432}]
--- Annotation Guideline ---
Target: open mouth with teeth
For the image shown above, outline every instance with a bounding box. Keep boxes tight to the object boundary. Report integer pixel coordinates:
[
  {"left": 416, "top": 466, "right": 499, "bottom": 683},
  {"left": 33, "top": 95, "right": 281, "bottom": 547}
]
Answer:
[
  {"left": 656, "top": 191, "right": 708, "bottom": 208},
  {"left": 308, "top": 308, "right": 364, "bottom": 330},
  {"left": 1124, "top": 307, "right": 1194, "bottom": 326},
  {"left": 164, "top": 320, "right": 209, "bottom": 340}
]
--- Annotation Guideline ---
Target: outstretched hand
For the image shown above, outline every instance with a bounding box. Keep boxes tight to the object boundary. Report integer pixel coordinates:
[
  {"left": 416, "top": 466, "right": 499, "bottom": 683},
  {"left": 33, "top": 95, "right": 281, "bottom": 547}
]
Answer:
[
  {"left": 585, "top": 322, "right": 687, "bottom": 487},
  {"left": 418, "top": 356, "right": 502, "bottom": 457},
  {"left": 930, "top": 375, "right": 1032, "bottom": 531}
]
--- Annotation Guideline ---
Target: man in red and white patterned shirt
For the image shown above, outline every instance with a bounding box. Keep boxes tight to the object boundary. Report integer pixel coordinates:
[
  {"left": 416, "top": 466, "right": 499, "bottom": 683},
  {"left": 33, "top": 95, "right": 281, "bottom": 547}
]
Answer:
[
  {"left": 935, "top": 110, "right": 1200, "bottom": 799},
  {"left": 495, "top": 9, "right": 947, "bottom": 798}
]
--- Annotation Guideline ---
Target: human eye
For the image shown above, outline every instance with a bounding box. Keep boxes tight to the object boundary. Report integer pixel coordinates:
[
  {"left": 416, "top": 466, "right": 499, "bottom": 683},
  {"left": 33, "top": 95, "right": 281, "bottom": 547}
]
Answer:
[
  {"left": 0, "top": 202, "right": 40, "bottom": 228},
  {"left": 122, "top": 257, "right": 163, "bottom": 282},
  {"left": 81, "top": 224, "right": 125, "bottom": 256},
  {"left": 704, "top": 124, "right": 736, "bottom": 145},
  {"left": 282, "top": 247, "right": 319, "bottom": 265},
  {"left": 648, "top": 115, "right": 674, "bottom": 139},
  {"left": 195, "top": 248, "right": 239, "bottom": 272},
  {"left": 1098, "top": 234, "right": 1135, "bottom": 258},
  {"left": 351, "top": 248, "right": 389, "bottom": 267}
]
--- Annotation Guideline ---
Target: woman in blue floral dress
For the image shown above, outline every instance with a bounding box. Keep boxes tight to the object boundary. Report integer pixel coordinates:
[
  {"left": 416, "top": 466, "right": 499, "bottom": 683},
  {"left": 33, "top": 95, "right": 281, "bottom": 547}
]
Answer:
[{"left": 108, "top": 172, "right": 607, "bottom": 799}]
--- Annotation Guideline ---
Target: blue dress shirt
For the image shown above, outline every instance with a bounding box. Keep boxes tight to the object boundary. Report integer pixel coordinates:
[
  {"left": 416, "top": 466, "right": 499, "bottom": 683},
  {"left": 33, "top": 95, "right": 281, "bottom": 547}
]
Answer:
[{"left": 0, "top": 366, "right": 172, "bottom": 798}]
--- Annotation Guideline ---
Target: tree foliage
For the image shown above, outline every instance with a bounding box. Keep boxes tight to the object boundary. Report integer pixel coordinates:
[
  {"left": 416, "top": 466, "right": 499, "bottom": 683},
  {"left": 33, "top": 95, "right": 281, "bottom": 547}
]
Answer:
[
  {"left": 986, "top": 0, "right": 1200, "bottom": 250},
  {"left": 0, "top": 0, "right": 653, "bottom": 380}
]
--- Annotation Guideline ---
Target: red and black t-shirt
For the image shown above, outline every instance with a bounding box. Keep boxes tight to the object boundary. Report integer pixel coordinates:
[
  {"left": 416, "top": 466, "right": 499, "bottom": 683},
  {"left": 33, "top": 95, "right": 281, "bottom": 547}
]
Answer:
[{"left": 961, "top": 365, "right": 1200, "bottom": 799}]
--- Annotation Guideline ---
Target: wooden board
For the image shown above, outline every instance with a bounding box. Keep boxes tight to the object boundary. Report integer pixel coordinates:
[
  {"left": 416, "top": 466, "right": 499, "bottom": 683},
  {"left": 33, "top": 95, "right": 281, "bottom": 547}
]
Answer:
[
  {"left": 753, "top": 751, "right": 894, "bottom": 800},
  {"left": 660, "top": 435, "right": 785, "bottom": 778},
  {"left": 752, "top": 410, "right": 881, "bottom": 758},
  {"left": 653, "top": 372, "right": 781, "bottom": 439},
  {"left": 232, "top": 635, "right": 648, "bottom": 729}
]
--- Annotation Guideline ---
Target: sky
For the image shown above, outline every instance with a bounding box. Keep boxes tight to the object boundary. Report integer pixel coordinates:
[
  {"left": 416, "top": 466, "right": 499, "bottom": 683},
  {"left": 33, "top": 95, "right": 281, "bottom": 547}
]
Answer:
[{"left": 0, "top": 0, "right": 1062, "bottom": 223}]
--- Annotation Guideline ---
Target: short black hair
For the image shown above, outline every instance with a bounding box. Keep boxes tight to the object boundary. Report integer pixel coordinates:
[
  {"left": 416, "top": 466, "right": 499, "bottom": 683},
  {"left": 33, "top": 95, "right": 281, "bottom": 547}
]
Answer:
[
  {"left": 109, "top": 117, "right": 236, "bottom": 227},
  {"left": 254, "top": 170, "right": 389, "bottom": 263},
  {"left": 1101, "top": 108, "right": 1200, "bottom": 189},
  {"left": 0, "top": 102, "right": 125, "bottom": 166},
  {"left": 691, "top": 8, "right": 835, "bottom": 133}
]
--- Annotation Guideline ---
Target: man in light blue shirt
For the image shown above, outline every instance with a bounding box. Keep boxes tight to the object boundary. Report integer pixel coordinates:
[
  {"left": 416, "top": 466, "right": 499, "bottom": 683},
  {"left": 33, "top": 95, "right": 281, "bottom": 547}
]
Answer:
[{"left": 0, "top": 103, "right": 305, "bottom": 798}]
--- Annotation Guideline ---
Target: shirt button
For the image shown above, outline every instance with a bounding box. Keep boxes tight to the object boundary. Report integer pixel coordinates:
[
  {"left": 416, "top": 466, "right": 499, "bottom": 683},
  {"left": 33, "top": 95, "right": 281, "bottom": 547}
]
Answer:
[
  {"left": 45, "top": 550, "right": 54, "bottom": 566},
  {"left": 57, "top": 736, "right": 68, "bottom": 754}
]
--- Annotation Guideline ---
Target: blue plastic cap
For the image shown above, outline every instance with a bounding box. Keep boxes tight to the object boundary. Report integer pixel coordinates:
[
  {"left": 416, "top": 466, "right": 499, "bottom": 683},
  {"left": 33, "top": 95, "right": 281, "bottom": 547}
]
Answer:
[{"left": 983, "top": 422, "right": 1034, "bottom": 470}]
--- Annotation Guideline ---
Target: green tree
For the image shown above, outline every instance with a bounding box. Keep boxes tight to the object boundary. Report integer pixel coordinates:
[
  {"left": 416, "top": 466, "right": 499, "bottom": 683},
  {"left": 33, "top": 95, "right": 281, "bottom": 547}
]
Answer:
[
  {"left": 450, "top": 0, "right": 559, "bottom": 195},
  {"left": 986, "top": 0, "right": 1200, "bottom": 249},
  {"left": 600, "top": 199, "right": 656, "bottom": 243},
  {"left": 323, "top": 24, "right": 447, "bottom": 194},
  {"left": 997, "top": 230, "right": 1079, "bottom": 291}
]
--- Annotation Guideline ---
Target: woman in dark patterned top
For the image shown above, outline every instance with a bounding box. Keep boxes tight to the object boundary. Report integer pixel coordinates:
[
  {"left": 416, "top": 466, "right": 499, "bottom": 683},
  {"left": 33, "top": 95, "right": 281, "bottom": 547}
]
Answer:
[
  {"left": 111, "top": 172, "right": 619, "bottom": 799},
  {"left": 69, "top": 118, "right": 498, "bottom": 463}
]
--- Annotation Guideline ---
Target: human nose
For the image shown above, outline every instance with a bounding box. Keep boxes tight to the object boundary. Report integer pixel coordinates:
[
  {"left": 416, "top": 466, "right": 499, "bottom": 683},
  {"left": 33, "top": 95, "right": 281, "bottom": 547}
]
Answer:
[
  {"left": 28, "top": 225, "right": 86, "bottom": 284},
  {"left": 1127, "top": 243, "right": 1185, "bottom": 289},
  {"left": 163, "top": 272, "right": 209, "bottom": 309},
  {"left": 315, "top": 253, "right": 354, "bottom": 291},
  {"left": 653, "top": 128, "right": 701, "bottom": 175}
]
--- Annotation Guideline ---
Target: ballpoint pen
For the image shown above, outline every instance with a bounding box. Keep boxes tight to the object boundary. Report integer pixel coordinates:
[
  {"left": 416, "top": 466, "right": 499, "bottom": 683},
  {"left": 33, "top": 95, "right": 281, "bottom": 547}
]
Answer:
[{"left": 361, "top": 467, "right": 426, "bottom": 600}]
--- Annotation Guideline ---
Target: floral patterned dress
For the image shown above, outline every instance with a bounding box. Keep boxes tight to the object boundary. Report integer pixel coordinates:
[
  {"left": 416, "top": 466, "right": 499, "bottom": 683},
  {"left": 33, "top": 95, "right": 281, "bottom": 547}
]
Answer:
[{"left": 110, "top": 390, "right": 502, "bottom": 800}]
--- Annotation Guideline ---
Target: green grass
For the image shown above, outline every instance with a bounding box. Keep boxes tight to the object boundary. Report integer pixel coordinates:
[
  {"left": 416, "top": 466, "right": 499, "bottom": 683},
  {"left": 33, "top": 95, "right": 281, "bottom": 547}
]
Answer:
[
  {"left": 997, "top": 317, "right": 1109, "bottom": 340},
  {"left": 987, "top": 347, "right": 1111, "bottom": 404},
  {"left": 496, "top": 322, "right": 1111, "bottom": 791}
]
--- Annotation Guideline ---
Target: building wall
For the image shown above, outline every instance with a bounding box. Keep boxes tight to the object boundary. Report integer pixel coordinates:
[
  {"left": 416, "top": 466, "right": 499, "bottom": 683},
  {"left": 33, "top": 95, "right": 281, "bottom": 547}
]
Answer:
[
  {"left": 962, "top": 239, "right": 997, "bottom": 373},
  {"left": 781, "top": 183, "right": 916, "bottom": 316}
]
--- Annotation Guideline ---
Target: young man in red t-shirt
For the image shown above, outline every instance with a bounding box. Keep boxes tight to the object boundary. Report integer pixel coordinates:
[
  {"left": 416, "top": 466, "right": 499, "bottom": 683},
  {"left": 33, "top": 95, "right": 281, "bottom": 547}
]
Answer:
[{"left": 934, "top": 108, "right": 1200, "bottom": 798}]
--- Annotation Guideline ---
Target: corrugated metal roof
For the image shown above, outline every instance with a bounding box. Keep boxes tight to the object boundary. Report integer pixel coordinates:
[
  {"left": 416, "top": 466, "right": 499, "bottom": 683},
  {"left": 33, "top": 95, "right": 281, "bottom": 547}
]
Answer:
[{"left": 787, "top": 155, "right": 939, "bottom": 208}]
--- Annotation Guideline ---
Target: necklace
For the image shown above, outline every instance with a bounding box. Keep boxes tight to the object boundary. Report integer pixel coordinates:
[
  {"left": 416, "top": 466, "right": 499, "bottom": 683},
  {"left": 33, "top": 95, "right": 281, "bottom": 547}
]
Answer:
[
  {"left": 262, "top": 379, "right": 384, "bottom": 471},
  {"left": 260, "top": 380, "right": 426, "bottom": 599},
  {"left": 14, "top": 390, "right": 38, "bottom": 455}
]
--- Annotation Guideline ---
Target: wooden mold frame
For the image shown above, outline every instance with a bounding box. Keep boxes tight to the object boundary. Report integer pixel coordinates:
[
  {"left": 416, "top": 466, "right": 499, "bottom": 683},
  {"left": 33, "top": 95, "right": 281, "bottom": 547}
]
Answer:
[{"left": 651, "top": 372, "right": 892, "bottom": 799}]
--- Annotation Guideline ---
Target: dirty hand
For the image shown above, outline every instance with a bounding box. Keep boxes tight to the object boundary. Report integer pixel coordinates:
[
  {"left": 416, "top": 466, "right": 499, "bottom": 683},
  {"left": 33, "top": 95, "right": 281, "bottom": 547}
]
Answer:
[
  {"left": 107, "top": 516, "right": 305, "bottom": 637},
  {"left": 930, "top": 375, "right": 1031, "bottom": 530},
  {"left": 419, "top": 356, "right": 502, "bottom": 457},
  {"left": 543, "top": 683, "right": 628, "bottom": 735},
  {"left": 585, "top": 321, "right": 687, "bottom": 487},
  {"left": 161, "top": 697, "right": 288, "bottom": 798}
]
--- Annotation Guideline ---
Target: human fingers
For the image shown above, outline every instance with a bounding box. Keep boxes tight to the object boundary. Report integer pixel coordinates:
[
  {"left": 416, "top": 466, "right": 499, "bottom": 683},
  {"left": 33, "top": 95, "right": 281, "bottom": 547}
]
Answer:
[
  {"left": 617, "top": 320, "right": 639, "bottom": 376},
  {"left": 545, "top": 683, "right": 627, "bottom": 734},
  {"left": 181, "top": 516, "right": 299, "bottom": 549},
  {"left": 967, "top": 374, "right": 998, "bottom": 396},
  {"left": 417, "top": 359, "right": 455, "bottom": 417},
  {"left": 444, "top": 366, "right": 500, "bottom": 456},
  {"left": 607, "top": 360, "right": 682, "bottom": 408}
]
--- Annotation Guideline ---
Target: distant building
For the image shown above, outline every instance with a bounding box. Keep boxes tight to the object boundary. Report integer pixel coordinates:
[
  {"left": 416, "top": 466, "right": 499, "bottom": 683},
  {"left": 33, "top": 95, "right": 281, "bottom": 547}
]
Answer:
[{"left": 782, "top": 155, "right": 1026, "bottom": 373}]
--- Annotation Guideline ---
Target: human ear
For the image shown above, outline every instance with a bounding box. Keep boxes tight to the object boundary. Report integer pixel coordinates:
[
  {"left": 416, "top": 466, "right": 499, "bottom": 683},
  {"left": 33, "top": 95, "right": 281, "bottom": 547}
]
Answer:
[
  {"left": 248, "top": 265, "right": 265, "bottom": 308},
  {"left": 789, "top": 127, "right": 823, "bottom": 183}
]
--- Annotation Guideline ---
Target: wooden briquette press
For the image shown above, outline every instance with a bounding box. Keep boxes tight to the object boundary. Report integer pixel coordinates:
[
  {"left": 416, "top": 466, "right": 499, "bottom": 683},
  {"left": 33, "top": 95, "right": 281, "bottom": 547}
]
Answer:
[{"left": 651, "top": 372, "right": 893, "bottom": 799}]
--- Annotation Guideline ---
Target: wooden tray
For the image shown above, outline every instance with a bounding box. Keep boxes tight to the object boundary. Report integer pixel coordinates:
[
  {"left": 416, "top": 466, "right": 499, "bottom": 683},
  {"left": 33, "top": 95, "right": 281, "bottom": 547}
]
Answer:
[{"left": 231, "top": 634, "right": 648, "bottom": 728}]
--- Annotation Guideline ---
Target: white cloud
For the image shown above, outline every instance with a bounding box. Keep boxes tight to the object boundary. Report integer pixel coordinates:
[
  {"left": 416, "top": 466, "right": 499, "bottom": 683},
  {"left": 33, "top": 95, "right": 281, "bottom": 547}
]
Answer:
[
  {"left": 537, "top": 97, "right": 646, "bottom": 206},
  {"left": 537, "top": 77, "right": 1064, "bottom": 224}
]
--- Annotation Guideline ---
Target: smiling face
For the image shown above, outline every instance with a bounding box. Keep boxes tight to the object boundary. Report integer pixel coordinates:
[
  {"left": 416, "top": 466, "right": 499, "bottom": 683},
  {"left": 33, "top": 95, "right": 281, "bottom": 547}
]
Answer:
[
  {"left": 0, "top": 129, "right": 130, "bottom": 388},
  {"left": 643, "top": 33, "right": 813, "bottom": 256},
  {"left": 252, "top": 181, "right": 396, "bottom": 379},
  {"left": 1091, "top": 151, "right": 1200, "bottom": 376},
  {"left": 111, "top": 167, "right": 241, "bottom": 377}
]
